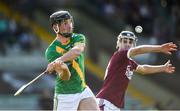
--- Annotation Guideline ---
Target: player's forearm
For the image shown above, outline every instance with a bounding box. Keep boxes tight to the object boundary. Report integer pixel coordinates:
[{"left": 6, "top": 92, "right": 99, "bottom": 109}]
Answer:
[
  {"left": 140, "top": 65, "right": 165, "bottom": 75},
  {"left": 130, "top": 45, "right": 161, "bottom": 57},
  {"left": 59, "top": 48, "right": 82, "bottom": 62}
]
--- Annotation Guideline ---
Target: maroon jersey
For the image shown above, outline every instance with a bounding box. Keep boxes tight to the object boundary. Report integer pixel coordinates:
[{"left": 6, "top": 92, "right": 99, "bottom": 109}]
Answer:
[{"left": 96, "top": 49, "right": 138, "bottom": 108}]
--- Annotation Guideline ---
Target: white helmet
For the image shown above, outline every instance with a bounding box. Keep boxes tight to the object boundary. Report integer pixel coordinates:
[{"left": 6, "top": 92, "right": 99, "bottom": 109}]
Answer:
[
  {"left": 116, "top": 31, "right": 138, "bottom": 49},
  {"left": 118, "top": 31, "right": 137, "bottom": 41}
]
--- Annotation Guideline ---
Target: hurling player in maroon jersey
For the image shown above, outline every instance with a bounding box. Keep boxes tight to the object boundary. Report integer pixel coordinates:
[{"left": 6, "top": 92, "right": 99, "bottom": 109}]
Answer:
[{"left": 96, "top": 31, "right": 177, "bottom": 110}]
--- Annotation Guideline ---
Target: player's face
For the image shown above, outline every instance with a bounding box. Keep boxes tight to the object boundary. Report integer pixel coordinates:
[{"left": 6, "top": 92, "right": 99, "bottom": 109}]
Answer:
[
  {"left": 119, "top": 38, "right": 134, "bottom": 50},
  {"left": 58, "top": 19, "right": 73, "bottom": 34}
]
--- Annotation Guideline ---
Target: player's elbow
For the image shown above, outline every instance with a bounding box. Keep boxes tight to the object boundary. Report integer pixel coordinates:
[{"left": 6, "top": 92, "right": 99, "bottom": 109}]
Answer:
[
  {"left": 74, "top": 49, "right": 81, "bottom": 56},
  {"left": 74, "top": 48, "right": 84, "bottom": 57},
  {"left": 60, "top": 72, "right": 71, "bottom": 81},
  {"left": 72, "top": 44, "right": 85, "bottom": 57}
]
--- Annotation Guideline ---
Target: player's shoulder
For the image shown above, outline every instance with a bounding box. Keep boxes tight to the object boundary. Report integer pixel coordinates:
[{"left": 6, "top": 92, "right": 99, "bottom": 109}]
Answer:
[
  {"left": 113, "top": 49, "right": 129, "bottom": 60},
  {"left": 45, "top": 39, "right": 57, "bottom": 53},
  {"left": 72, "top": 33, "right": 86, "bottom": 39}
]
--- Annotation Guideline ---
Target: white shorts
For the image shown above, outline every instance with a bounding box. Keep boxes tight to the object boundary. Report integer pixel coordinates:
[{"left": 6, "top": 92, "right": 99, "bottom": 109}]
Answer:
[
  {"left": 53, "top": 86, "right": 95, "bottom": 111},
  {"left": 96, "top": 98, "right": 121, "bottom": 111}
]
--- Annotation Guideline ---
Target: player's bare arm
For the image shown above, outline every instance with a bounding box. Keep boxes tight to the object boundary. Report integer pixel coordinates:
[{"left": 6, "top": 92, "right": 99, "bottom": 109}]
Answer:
[
  {"left": 46, "top": 60, "right": 71, "bottom": 80},
  {"left": 135, "top": 60, "right": 175, "bottom": 75},
  {"left": 56, "top": 43, "right": 85, "bottom": 62},
  {"left": 128, "top": 42, "right": 177, "bottom": 58},
  {"left": 46, "top": 43, "right": 85, "bottom": 73}
]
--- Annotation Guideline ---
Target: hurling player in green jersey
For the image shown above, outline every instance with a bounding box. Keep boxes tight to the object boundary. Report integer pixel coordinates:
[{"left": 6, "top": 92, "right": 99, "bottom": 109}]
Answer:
[{"left": 45, "top": 10, "right": 99, "bottom": 111}]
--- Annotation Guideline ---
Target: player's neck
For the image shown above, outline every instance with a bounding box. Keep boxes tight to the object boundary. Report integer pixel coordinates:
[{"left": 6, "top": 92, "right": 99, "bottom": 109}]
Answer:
[
  {"left": 56, "top": 35, "right": 70, "bottom": 45},
  {"left": 118, "top": 47, "right": 130, "bottom": 51},
  {"left": 118, "top": 48, "right": 122, "bottom": 51},
  {"left": 118, "top": 48, "right": 125, "bottom": 51}
]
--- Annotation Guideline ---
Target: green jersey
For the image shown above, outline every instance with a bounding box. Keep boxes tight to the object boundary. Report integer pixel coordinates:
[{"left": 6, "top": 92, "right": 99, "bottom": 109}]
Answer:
[{"left": 45, "top": 33, "right": 87, "bottom": 94}]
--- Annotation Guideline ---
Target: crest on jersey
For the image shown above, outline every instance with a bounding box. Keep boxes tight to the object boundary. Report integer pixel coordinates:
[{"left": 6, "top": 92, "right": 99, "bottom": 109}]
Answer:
[{"left": 125, "top": 65, "right": 134, "bottom": 80}]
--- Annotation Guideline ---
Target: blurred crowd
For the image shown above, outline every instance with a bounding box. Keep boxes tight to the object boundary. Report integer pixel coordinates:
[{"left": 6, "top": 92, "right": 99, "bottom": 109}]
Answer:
[
  {"left": 90, "top": 0, "right": 179, "bottom": 40},
  {"left": 0, "top": 0, "right": 180, "bottom": 110},
  {"left": 87, "top": 0, "right": 180, "bottom": 65},
  {"left": 0, "top": 13, "right": 40, "bottom": 56}
]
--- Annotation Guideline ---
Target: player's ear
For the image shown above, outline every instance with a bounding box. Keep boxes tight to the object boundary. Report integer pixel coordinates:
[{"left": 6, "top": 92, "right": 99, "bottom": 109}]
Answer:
[{"left": 53, "top": 24, "right": 59, "bottom": 33}]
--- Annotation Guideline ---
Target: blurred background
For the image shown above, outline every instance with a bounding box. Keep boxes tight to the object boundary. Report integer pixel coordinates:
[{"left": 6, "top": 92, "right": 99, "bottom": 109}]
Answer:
[{"left": 0, "top": 0, "right": 180, "bottom": 110}]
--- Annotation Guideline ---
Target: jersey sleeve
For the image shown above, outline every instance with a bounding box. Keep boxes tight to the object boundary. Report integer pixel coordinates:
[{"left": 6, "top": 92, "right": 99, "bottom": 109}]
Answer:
[
  {"left": 73, "top": 34, "right": 86, "bottom": 46},
  {"left": 45, "top": 48, "right": 57, "bottom": 63}
]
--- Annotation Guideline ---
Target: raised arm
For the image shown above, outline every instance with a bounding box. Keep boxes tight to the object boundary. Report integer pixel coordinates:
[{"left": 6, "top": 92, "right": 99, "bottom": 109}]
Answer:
[
  {"left": 135, "top": 60, "right": 175, "bottom": 75},
  {"left": 56, "top": 43, "right": 85, "bottom": 62},
  {"left": 46, "top": 43, "right": 85, "bottom": 73},
  {"left": 46, "top": 34, "right": 86, "bottom": 73},
  {"left": 128, "top": 42, "right": 177, "bottom": 58}
]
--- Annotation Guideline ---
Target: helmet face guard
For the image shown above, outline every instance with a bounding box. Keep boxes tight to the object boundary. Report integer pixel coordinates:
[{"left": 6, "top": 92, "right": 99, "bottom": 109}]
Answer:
[
  {"left": 50, "top": 11, "right": 73, "bottom": 38},
  {"left": 116, "top": 31, "right": 137, "bottom": 49},
  {"left": 119, "top": 31, "right": 137, "bottom": 41}
]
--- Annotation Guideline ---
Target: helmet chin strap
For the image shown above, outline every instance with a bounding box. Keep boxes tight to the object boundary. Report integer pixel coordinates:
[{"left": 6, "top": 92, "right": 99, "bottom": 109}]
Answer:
[{"left": 54, "top": 24, "right": 72, "bottom": 38}]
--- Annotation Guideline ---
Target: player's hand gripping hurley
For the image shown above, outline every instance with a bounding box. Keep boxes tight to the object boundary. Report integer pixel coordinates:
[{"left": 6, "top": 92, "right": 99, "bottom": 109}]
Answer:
[
  {"left": 14, "top": 70, "right": 48, "bottom": 96},
  {"left": 14, "top": 58, "right": 69, "bottom": 96}
]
